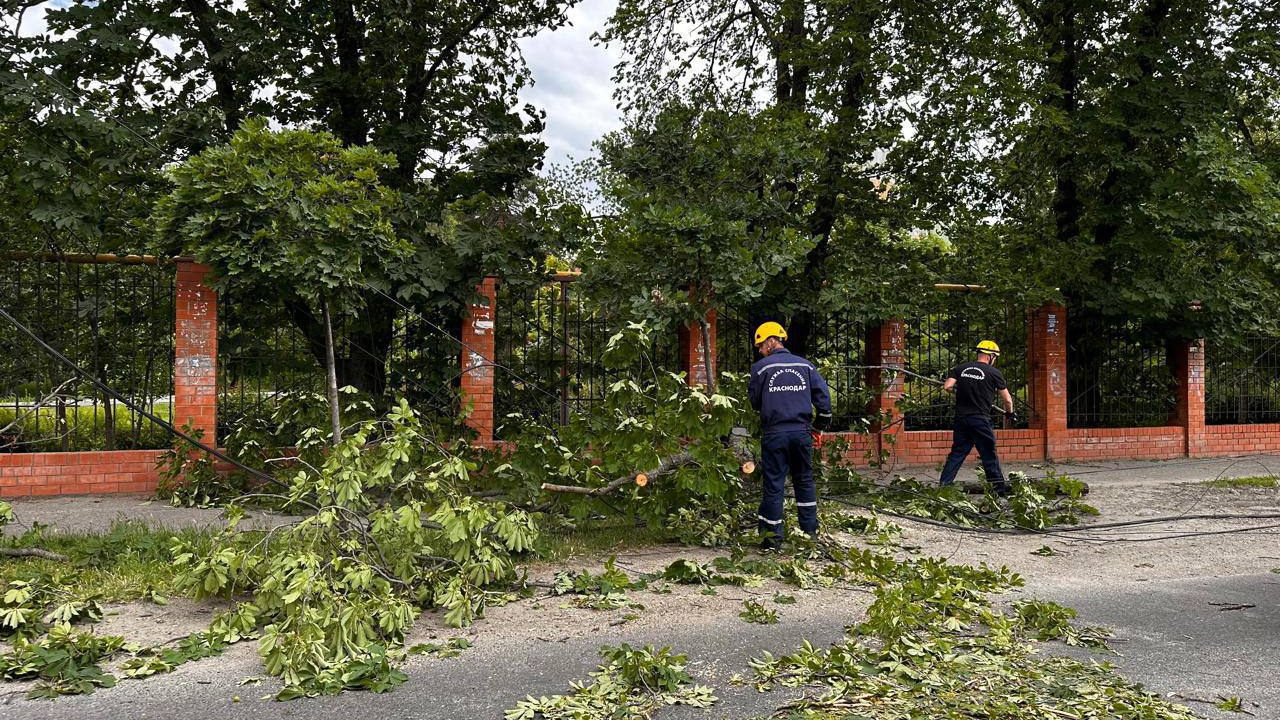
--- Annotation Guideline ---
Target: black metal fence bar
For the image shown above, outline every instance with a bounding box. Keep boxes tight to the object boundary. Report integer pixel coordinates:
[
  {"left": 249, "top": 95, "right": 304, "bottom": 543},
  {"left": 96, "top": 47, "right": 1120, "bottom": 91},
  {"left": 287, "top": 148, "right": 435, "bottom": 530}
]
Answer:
[
  {"left": 902, "top": 304, "right": 1030, "bottom": 431},
  {"left": 0, "top": 257, "right": 175, "bottom": 452},
  {"left": 1205, "top": 335, "right": 1280, "bottom": 425},
  {"left": 493, "top": 279, "right": 682, "bottom": 437},
  {"left": 1065, "top": 309, "right": 1176, "bottom": 428}
]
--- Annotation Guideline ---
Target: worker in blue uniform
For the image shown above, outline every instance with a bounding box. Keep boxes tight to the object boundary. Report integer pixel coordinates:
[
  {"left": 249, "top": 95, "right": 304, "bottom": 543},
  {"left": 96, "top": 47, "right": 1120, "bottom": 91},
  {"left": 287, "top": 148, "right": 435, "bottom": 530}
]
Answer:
[{"left": 748, "top": 322, "right": 832, "bottom": 549}]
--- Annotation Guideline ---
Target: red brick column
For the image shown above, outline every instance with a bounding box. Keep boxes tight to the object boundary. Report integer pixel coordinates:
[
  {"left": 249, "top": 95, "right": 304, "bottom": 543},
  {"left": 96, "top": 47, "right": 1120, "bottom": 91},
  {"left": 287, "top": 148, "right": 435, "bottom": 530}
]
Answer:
[
  {"left": 1170, "top": 338, "right": 1206, "bottom": 456},
  {"left": 1028, "top": 304, "right": 1067, "bottom": 460},
  {"left": 865, "top": 319, "right": 905, "bottom": 459},
  {"left": 460, "top": 277, "right": 497, "bottom": 445},
  {"left": 678, "top": 310, "right": 718, "bottom": 388},
  {"left": 174, "top": 260, "right": 218, "bottom": 446}
]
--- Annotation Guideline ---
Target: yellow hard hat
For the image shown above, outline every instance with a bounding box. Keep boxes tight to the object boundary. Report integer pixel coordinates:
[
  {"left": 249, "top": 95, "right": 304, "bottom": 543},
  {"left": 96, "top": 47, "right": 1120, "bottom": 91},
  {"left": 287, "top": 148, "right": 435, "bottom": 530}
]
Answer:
[
  {"left": 754, "top": 321, "right": 788, "bottom": 346},
  {"left": 975, "top": 340, "right": 1001, "bottom": 356}
]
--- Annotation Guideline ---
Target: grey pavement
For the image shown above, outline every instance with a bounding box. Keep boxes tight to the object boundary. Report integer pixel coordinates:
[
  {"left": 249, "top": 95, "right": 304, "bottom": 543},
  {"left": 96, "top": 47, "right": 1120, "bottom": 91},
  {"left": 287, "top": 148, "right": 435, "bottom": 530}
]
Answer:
[
  {"left": 0, "top": 605, "right": 851, "bottom": 720},
  {"left": 895, "top": 452, "right": 1280, "bottom": 488},
  {"left": 1045, "top": 572, "right": 1280, "bottom": 720},
  {"left": 2, "top": 454, "right": 1279, "bottom": 718}
]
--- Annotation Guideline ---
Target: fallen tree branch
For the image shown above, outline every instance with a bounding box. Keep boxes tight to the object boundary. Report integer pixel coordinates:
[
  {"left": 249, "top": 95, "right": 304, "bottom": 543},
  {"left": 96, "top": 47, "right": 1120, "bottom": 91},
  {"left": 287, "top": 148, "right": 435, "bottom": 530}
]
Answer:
[
  {"left": 541, "top": 451, "right": 698, "bottom": 496},
  {"left": 0, "top": 547, "right": 68, "bottom": 561},
  {"left": 539, "top": 432, "right": 755, "bottom": 498}
]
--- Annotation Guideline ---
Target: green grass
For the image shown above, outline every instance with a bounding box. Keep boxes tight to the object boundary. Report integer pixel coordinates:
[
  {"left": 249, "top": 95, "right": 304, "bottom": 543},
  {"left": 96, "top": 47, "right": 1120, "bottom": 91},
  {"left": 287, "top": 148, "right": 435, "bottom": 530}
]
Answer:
[
  {"left": 1201, "top": 475, "right": 1278, "bottom": 489},
  {"left": 1, "top": 521, "right": 218, "bottom": 601},
  {"left": 0, "top": 402, "right": 173, "bottom": 452},
  {"left": 535, "top": 518, "right": 669, "bottom": 564}
]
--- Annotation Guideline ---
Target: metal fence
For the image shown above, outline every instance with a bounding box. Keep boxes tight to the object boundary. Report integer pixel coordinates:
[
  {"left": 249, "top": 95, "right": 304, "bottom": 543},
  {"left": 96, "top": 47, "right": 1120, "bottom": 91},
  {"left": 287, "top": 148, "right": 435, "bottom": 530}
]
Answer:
[
  {"left": 716, "top": 310, "right": 871, "bottom": 431},
  {"left": 218, "top": 292, "right": 465, "bottom": 440},
  {"left": 216, "top": 291, "right": 324, "bottom": 440},
  {"left": 493, "top": 278, "right": 680, "bottom": 436},
  {"left": 1066, "top": 310, "right": 1175, "bottom": 428},
  {"left": 0, "top": 256, "right": 175, "bottom": 452},
  {"left": 1205, "top": 336, "right": 1280, "bottom": 425},
  {"left": 715, "top": 311, "right": 756, "bottom": 377},
  {"left": 902, "top": 300, "right": 1030, "bottom": 431}
]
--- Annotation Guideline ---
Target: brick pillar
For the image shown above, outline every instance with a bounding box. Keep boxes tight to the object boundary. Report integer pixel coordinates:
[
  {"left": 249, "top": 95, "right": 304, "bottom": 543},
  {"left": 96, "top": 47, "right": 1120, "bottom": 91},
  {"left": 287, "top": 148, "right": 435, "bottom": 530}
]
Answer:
[
  {"left": 865, "top": 319, "right": 905, "bottom": 460},
  {"left": 1028, "top": 304, "right": 1067, "bottom": 460},
  {"left": 678, "top": 309, "right": 718, "bottom": 388},
  {"left": 460, "top": 277, "right": 497, "bottom": 445},
  {"left": 174, "top": 260, "right": 218, "bottom": 446},
  {"left": 1170, "top": 338, "right": 1206, "bottom": 456}
]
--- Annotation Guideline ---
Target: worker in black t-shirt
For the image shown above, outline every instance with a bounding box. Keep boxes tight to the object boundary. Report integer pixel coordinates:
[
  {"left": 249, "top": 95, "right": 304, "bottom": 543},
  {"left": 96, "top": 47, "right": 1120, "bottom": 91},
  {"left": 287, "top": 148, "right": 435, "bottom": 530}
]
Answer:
[{"left": 939, "top": 340, "right": 1016, "bottom": 495}]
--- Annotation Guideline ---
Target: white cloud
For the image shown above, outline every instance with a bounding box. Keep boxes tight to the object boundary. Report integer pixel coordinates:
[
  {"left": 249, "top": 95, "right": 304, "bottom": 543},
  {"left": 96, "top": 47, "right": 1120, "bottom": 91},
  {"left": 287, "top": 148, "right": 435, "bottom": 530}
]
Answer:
[{"left": 518, "top": 0, "right": 622, "bottom": 167}]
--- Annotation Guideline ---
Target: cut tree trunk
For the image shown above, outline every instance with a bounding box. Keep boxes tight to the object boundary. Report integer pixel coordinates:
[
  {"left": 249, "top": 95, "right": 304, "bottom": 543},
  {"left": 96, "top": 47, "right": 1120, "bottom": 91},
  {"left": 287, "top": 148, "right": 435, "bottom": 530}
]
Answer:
[{"left": 540, "top": 432, "right": 755, "bottom": 497}]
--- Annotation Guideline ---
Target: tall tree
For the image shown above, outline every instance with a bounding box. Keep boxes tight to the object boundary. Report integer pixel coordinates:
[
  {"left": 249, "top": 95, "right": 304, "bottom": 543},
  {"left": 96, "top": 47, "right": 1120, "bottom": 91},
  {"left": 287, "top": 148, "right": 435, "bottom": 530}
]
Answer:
[
  {"left": 599, "top": 0, "right": 1280, "bottom": 350},
  {"left": 583, "top": 104, "right": 817, "bottom": 388},
  {"left": 157, "top": 121, "right": 407, "bottom": 439},
  {"left": 1, "top": 0, "right": 578, "bottom": 392},
  {"left": 599, "top": 0, "right": 1009, "bottom": 352}
]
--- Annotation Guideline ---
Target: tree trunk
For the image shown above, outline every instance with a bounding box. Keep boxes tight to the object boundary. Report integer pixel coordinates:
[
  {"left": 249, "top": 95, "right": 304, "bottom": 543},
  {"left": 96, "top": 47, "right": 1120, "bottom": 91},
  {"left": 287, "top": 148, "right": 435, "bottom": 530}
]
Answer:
[
  {"left": 699, "top": 313, "right": 717, "bottom": 395},
  {"left": 284, "top": 294, "right": 396, "bottom": 399},
  {"left": 321, "top": 297, "right": 342, "bottom": 445}
]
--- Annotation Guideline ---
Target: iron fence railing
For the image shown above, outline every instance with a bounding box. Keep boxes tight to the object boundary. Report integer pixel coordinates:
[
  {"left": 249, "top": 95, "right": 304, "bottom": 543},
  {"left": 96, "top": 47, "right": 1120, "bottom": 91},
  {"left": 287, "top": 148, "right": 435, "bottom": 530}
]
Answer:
[
  {"left": 217, "top": 293, "right": 466, "bottom": 441},
  {"left": 716, "top": 310, "right": 870, "bottom": 431},
  {"left": 902, "top": 302, "right": 1030, "bottom": 431},
  {"left": 0, "top": 257, "right": 175, "bottom": 452},
  {"left": 216, "top": 291, "right": 324, "bottom": 440},
  {"left": 1205, "top": 335, "right": 1280, "bottom": 425},
  {"left": 1066, "top": 310, "right": 1175, "bottom": 428},
  {"left": 493, "top": 279, "right": 680, "bottom": 436}
]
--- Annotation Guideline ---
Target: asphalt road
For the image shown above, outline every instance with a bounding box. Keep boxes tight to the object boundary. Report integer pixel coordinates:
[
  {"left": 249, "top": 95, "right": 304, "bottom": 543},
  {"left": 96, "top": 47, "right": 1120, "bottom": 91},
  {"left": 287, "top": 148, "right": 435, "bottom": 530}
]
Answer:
[
  {"left": 1045, "top": 572, "right": 1280, "bottom": 720},
  {"left": 6, "top": 573, "right": 1275, "bottom": 720},
  {"left": 0, "top": 602, "right": 852, "bottom": 720}
]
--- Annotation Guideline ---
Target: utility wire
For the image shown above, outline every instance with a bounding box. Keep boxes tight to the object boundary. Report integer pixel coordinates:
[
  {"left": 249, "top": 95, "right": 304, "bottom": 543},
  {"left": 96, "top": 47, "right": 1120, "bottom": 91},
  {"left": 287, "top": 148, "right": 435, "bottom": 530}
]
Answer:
[{"left": 0, "top": 306, "right": 288, "bottom": 491}]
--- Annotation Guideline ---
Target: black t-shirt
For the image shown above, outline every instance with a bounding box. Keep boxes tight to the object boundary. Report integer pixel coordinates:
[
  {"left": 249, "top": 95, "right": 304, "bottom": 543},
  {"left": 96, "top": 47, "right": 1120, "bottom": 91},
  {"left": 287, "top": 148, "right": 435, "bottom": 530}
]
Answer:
[{"left": 948, "top": 361, "right": 1007, "bottom": 417}]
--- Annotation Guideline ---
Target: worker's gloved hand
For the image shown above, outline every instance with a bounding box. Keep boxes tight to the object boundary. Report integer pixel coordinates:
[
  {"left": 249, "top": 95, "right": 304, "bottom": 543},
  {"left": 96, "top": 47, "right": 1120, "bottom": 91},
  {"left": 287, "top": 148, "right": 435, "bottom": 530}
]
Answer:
[
  {"left": 813, "top": 412, "right": 832, "bottom": 432},
  {"left": 1004, "top": 411, "right": 1019, "bottom": 425}
]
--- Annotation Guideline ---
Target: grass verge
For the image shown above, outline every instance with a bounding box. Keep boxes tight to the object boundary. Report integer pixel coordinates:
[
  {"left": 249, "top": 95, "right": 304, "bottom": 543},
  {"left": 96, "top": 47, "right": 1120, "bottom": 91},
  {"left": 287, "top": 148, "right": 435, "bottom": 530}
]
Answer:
[
  {"left": 1, "top": 521, "right": 219, "bottom": 601},
  {"left": 1201, "top": 475, "right": 1278, "bottom": 489}
]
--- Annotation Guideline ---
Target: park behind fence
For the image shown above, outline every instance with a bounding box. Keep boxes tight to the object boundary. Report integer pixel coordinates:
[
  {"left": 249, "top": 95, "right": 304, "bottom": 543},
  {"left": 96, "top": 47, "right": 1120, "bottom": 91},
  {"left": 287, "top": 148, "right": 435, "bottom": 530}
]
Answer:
[{"left": 3, "top": 254, "right": 1280, "bottom": 497}]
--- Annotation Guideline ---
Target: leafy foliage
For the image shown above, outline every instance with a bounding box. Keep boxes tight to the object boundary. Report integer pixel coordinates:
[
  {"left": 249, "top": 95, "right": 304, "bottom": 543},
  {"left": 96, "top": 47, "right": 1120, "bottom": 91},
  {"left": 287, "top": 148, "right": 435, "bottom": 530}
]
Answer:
[
  {"left": 820, "top": 460, "right": 1098, "bottom": 530},
  {"left": 581, "top": 104, "right": 816, "bottom": 339},
  {"left": 0, "top": 623, "right": 123, "bottom": 699},
  {"left": 505, "top": 644, "right": 717, "bottom": 719},
  {"left": 172, "top": 399, "right": 538, "bottom": 698},
  {"left": 491, "top": 322, "right": 753, "bottom": 535},
  {"left": 155, "top": 424, "right": 247, "bottom": 508},
  {"left": 1, "top": 577, "right": 102, "bottom": 640},
  {"left": 739, "top": 599, "right": 779, "bottom": 625},
  {"left": 750, "top": 551, "right": 1197, "bottom": 720},
  {"left": 406, "top": 637, "right": 472, "bottom": 659},
  {"left": 157, "top": 121, "right": 405, "bottom": 306}
]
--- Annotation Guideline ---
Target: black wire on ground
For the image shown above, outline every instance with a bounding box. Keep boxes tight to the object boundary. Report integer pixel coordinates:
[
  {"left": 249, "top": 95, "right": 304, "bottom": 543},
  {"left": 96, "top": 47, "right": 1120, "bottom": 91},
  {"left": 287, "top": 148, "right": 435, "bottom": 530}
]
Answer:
[{"left": 821, "top": 494, "right": 1280, "bottom": 545}]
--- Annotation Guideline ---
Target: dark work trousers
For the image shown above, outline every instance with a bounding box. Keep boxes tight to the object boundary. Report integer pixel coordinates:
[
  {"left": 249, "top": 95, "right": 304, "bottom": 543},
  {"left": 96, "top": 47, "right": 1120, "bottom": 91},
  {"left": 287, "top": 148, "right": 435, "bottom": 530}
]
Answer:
[
  {"left": 758, "top": 430, "right": 819, "bottom": 541},
  {"left": 939, "top": 415, "right": 1009, "bottom": 492}
]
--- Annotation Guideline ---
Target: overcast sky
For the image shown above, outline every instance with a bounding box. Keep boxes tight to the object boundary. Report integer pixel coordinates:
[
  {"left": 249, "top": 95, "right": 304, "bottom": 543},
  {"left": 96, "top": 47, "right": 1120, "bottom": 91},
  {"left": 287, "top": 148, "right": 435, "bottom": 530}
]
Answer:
[{"left": 517, "top": 0, "right": 623, "bottom": 167}]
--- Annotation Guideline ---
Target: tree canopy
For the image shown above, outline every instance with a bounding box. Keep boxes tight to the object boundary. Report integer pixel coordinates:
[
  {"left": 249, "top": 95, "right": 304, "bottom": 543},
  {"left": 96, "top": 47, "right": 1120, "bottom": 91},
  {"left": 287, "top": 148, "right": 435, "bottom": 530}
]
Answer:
[
  {"left": 1, "top": 0, "right": 581, "bottom": 394},
  {"left": 593, "top": 0, "right": 1280, "bottom": 348}
]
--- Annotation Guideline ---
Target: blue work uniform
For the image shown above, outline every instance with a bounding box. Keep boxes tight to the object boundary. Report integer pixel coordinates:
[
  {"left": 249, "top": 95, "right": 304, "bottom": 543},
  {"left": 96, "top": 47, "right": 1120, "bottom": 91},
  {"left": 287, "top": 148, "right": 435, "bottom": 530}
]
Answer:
[{"left": 748, "top": 348, "right": 832, "bottom": 541}]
